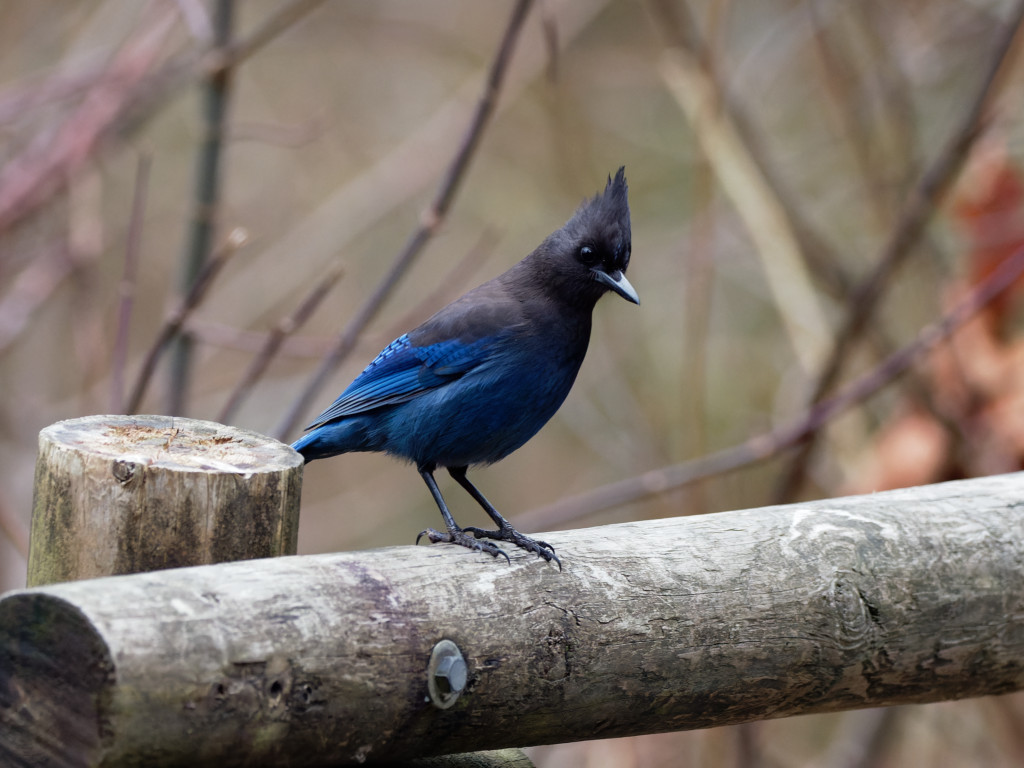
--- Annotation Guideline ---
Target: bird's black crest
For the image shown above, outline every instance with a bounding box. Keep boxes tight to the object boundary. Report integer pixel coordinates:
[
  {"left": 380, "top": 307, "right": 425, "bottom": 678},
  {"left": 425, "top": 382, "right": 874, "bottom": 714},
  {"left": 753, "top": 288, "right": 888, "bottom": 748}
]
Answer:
[
  {"left": 603, "top": 166, "right": 628, "bottom": 206},
  {"left": 563, "top": 166, "right": 631, "bottom": 273}
]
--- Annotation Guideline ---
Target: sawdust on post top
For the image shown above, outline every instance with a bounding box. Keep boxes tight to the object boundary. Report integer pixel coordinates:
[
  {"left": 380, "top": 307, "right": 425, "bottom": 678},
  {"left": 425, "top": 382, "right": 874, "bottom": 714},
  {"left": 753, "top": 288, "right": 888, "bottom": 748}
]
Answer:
[{"left": 47, "top": 415, "right": 300, "bottom": 473}]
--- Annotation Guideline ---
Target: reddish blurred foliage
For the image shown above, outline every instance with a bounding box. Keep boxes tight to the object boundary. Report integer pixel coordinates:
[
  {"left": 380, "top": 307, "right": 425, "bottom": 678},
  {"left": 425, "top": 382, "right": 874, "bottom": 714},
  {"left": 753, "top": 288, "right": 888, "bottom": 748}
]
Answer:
[
  {"left": 851, "top": 138, "right": 1024, "bottom": 493},
  {"left": 952, "top": 138, "right": 1024, "bottom": 332}
]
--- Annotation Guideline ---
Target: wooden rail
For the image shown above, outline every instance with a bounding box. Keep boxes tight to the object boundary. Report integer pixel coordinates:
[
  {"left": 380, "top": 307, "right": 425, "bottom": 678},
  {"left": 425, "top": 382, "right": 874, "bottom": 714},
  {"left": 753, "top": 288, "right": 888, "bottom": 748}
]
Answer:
[{"left": 3, "top": 472, "right": 1023, "bottom": 766}]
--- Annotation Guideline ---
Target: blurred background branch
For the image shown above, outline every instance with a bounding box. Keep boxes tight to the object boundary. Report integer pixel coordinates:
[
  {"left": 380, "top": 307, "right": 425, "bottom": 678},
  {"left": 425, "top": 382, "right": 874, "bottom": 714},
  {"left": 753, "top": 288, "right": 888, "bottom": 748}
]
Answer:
[
  {"left": 110, "top": 152, "right": 151, "bottom": 412},
  {"left": 166, "top": 0, "right": 235, "bottom": 415},
  {"left": 216, "top": 261, "right": 343, "bottom": 424},
  {"left": 124, "top": 227, "right": 246, "bottom": 414}
]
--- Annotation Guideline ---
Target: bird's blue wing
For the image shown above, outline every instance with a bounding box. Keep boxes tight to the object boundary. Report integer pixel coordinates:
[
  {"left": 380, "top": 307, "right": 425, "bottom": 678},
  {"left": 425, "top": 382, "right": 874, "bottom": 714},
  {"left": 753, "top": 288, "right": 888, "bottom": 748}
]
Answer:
[{"left": 303, "top": 333, "right": 498, "bottom": 429}]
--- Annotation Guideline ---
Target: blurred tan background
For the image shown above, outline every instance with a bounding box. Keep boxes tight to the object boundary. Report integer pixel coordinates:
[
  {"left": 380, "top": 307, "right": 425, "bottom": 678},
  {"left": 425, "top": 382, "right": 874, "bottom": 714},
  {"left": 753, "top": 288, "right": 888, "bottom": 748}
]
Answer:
[{"left": 3, "top": 1, "right": 1024, "bottom": 765}]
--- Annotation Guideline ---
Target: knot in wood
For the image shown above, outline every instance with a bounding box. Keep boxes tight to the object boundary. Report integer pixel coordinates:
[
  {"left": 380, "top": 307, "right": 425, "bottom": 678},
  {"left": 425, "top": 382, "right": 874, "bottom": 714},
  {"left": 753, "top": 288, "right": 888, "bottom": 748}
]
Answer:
[
  {"left": 826, "top": 572, "right": 879, "bottom": 651},
  {"left": 112, "top": 459, "right": 140, "bottom": 485}
]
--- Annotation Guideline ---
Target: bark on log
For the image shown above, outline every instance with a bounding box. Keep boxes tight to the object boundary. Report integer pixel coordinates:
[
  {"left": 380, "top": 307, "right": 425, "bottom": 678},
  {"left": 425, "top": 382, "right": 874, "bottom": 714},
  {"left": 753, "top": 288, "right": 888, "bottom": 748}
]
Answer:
[
  {"left": 28, "top": 414, "right": 302, "bottom": 586},
  {"left": 3, "top": 473, "right": 1024, "bottom": 767}
]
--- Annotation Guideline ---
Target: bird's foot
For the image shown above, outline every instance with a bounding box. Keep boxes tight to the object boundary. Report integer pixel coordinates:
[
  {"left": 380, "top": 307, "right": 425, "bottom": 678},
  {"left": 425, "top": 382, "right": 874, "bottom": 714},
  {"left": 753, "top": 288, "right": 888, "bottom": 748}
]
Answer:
[
  {"left": 463, "top": 524, "right": 561, "bottom": 570},
  {"left": 416, "top": 527, "right": 511, "bottom": 564}
]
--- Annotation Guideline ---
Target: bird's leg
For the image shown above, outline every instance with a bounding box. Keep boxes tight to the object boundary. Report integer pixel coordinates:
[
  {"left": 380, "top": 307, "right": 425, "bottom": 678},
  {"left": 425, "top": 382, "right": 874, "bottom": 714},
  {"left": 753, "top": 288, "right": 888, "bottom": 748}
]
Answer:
[
  {"left": 416, "top": 465, "right": 510, "bottom": 563},
  {"left": 448, "top": 466, "right": 561, "bottom": 569}
]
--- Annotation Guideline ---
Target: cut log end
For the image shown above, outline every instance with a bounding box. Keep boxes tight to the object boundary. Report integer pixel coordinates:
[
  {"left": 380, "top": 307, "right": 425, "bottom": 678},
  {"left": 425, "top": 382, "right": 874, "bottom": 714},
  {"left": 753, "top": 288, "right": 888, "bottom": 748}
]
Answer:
[
  {"left": 28, "top": 415, "right": 303, "bottom": 586},
  {"left": 42, "top": 414, "right": 301, "bottom": 474},
  {"left": 0, "top": 592, "right": 111, "bottom": 768}
]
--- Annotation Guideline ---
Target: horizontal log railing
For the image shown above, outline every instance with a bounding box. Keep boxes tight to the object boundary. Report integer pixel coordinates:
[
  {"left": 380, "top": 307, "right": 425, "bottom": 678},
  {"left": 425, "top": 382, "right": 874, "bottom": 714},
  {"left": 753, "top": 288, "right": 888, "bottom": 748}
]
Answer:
[{"left": 2, "top": 472, "right": 1024, "bottom": 766}]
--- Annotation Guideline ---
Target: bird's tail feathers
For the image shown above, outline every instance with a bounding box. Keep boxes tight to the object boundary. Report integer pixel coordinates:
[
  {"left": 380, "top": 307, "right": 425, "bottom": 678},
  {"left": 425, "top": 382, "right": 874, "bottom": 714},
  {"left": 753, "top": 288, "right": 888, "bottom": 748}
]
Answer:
[{"left": 290, "top": 418, "right": 373, "bottom": 463}]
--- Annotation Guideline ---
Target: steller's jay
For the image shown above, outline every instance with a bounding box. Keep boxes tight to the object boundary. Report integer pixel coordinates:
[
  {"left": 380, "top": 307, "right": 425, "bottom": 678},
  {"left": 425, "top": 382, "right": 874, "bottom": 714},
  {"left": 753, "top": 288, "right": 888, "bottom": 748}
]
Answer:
[{"left": 292, "top": 167, "right": 637, "bottom": 566}]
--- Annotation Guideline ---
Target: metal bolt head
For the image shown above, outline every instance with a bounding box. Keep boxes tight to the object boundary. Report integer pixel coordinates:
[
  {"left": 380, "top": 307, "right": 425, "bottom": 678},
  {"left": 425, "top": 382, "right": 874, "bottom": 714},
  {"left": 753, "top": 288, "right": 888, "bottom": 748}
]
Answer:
[
  {"left": 427, "top": 639, "right": 467, "bottom": 709},
  {"left": 435, "top": 651, "right": 467, "bottom": 694}
]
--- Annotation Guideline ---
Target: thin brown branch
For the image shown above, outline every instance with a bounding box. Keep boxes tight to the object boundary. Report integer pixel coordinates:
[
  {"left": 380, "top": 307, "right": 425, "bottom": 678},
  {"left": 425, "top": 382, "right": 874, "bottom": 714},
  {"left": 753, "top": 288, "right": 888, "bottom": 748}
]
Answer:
[
  {"left": 207, "top": 0, "right": 329, "bottom": 74},
  {"left": 229, "top": 115, "right": 327, "bottom": 147},
  {"left": 516, "top": 241, "right": 1024, "bottom": 531},
  {"left": 774, "top": 0, "right": 1024, "bottom": 501},
  {"left": 679, "top": 161, "right": 717, "bottom": 513},
  {"left": 216, "top": 264, "right": 344, "bottom": 425},
  {"left": 808, "top": 1, "right": 905, "bottom": 225},
  {"left": 0, "top": 243, "right": 75, "bottom": 355},
  {"left": 273, "top": 0, "right": 534, "bottom": 441},
  {"left": 539, "top": 4, "right": 560, "bottom": 83},
  {"left": 124, "top": 229, "right": 247, "bottom": 415},
  {"left": 181, "top": 318, "right": 334, "bottom": 357},
  {"left": 111, "top": 152, "right": 152, "bottom": 412},
  {"left": 384, "top": 227, "right": 500, "bottom": 338},
  {"left": 167, "top": 0, "right": 235, "bottom": 416}
]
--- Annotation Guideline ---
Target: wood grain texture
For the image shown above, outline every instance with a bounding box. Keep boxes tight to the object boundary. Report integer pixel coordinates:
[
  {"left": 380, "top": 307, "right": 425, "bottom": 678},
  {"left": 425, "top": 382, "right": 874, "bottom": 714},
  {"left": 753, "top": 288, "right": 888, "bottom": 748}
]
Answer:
[
  {"left": 3, "top": 473, "right": 1024, "bottom": 766},
  {"left": 28, "top": 415, "right": 302, "bottom": 586}
]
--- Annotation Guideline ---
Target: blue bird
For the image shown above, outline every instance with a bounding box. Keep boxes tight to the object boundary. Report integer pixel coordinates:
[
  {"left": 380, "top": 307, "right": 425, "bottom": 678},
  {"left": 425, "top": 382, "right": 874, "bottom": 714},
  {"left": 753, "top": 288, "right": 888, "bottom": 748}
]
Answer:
[{"left": 292, "top": 168, "right": 637, "bottom": 566}]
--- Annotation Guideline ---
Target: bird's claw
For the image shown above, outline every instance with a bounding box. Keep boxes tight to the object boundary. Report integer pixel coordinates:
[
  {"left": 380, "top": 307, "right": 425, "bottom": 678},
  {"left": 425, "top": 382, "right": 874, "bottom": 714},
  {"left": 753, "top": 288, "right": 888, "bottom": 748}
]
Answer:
[
  {"left": 463, "top": 525, "right": 561, "bottom": 570},
  {"left": 416, "top": 527, "right": 511, "bottom": 564}
]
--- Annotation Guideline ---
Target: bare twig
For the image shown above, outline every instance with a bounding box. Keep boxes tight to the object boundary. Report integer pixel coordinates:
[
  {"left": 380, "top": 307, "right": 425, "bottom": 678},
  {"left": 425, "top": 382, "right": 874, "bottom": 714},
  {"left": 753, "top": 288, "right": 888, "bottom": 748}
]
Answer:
[
  {"left": 229, "top": 114, "right": 326, "bottom": 147},
  {"left": 67, "top": 167, "right": 108, "bottom": 388},
  {"left": 774, "top": 0, "right": 1024, "bottom": 501},
  {"left": 216, "top": 264, "right": 344, "bottom": 425},
  {"left": 111, "top": 152, "right": 152, "bottom": 412},
  {"left": 208, "top": 0, "right": 328, "bottom": 73},
  {"left": 124, "top": 229, "right": 247, "bottom": 414},
  {"left": 808, "top": 2, "right": 903, "bottom": 225},
  {"left": 384, "top": 227, "right": 501, "bottom": 338},
  {"left": 516, "top": 241, "right": 1024, "bottom": 531},
  {"left": 167, "top": 0, "right": 234, "bottom": 416},
  {"left": 0, "top": 243, "right": 75, "bottom": 355},
  {"left": 182, "top": 318, "right": 334, "bottom": 357},
  {"left": 679, "top": 162, "right": 717, "bottom": 511},
  {"left": 539, "top": 3, "right": 560, "bottom": 83},
  {"left": 274, "top": 0, "right": 534, "bottom": 441}
]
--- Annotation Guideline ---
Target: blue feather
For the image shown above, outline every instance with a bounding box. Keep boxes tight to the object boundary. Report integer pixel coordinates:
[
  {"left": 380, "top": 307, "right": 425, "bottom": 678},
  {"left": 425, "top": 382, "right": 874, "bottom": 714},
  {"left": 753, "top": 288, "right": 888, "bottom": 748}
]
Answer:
[{"left": 304, "top": 333, "right": 503, "bottom": 429}]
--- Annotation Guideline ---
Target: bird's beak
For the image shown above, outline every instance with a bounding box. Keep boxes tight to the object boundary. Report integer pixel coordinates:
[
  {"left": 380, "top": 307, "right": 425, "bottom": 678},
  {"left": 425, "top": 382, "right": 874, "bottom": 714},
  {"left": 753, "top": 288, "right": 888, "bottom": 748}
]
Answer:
[{"left": 593, "top": 268, "right": 640, "bottom": 305}]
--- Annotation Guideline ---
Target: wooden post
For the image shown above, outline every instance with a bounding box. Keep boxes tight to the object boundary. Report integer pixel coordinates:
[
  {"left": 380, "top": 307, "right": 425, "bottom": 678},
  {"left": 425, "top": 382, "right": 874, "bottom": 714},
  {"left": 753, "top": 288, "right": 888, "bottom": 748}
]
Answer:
[
  {"left": 2, "top": 473, "right": 1023, "bottom": 766},
  {"left": 28, "top": 415, "right": 302, "bottom": 586}
]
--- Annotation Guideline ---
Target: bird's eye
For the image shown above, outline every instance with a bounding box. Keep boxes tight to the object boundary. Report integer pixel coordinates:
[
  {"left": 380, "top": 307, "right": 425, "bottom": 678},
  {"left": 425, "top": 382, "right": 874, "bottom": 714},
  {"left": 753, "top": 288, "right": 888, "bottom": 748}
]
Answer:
[{"left": 578, "top": 245, "right": 599, "bottom": 266}]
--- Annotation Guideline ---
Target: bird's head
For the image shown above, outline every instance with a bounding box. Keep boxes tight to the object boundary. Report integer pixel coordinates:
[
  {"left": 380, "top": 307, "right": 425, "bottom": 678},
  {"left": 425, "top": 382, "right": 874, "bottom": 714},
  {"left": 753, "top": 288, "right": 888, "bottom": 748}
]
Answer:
[{"left": 537, "top": 167, "right": 638, "bottom": 308}]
